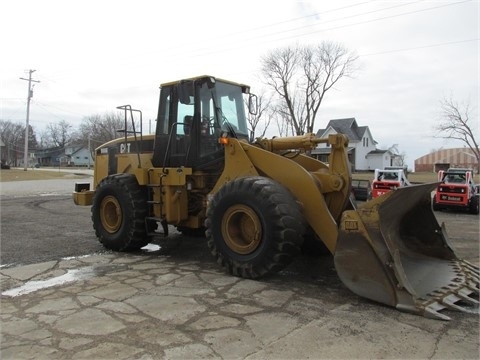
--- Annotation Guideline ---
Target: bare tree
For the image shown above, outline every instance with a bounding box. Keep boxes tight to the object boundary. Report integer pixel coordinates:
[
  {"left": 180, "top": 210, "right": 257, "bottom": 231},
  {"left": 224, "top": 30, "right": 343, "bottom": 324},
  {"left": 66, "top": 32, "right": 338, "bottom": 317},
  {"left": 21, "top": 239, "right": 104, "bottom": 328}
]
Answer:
[
  {"left": 38, "top": 129, "right": 55, "bottom": 148},
  {"left": 274, "top": 103, "right": 296, "bottom": 137},
  {"left": 387, "top": 144, "right": 407, "bottom": 167},
  {"left": 46, "top": 120, "right": 73, "bottom": 148},
  {"left": 77, "top": 112, "right": 129, "bottom": 145},
  {"left": 434, "top": 96, "right": 479, "bottom": 172},
  {"left": 0, "top": 120, "right": 37, "bottom": 166},
  {"left": 261, "top": 42, "right": 358, "bottom": 135},
  {"left": 73, "top": 112, "right": 133, "bottom": 159}
]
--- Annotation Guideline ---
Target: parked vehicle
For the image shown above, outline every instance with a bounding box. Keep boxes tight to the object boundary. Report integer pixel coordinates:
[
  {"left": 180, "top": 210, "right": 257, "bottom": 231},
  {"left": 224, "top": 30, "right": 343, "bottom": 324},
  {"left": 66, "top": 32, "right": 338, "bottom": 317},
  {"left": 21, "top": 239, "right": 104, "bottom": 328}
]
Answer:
[
  {"left": 351, "top": 179, "right": 372, "bottom": 201},
  {"left": 433, "top": 168, "right": 479, "bottom": 215},
  {"left": 371, "top": 169, "right": 410, "bottom": 198},
  {"left": 73, "top": 75, "right": 478, "bottom": 320}
]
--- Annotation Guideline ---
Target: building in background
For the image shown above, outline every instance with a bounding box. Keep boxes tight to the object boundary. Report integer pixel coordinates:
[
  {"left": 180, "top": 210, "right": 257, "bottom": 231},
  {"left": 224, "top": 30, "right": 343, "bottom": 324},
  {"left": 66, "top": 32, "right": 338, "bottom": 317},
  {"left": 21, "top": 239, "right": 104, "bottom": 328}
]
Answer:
[
  {"left": 414, "top": 148, "right": 478, "bottom": 173},
  {"left": 65, "top": 143, "right": 94, "bottom": 167},
  {"left": 34, "top": 143, "right": 93, "bottom": 167},
  {"left": 312, "top": 118, "right": 400, "bottom": 171}
]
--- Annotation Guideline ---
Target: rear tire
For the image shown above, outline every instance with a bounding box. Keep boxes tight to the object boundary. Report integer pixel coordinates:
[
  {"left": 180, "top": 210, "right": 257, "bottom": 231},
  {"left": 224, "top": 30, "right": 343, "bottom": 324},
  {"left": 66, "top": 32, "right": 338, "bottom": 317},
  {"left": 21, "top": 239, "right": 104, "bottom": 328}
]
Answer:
[
  {"left": 432, "top": 197, "right": 441, "bottom": 211},
  {"left": 205, "top": 177, "right": 305, "bottom": 279},
  {"left": 469, "top": 196, "right": 479, "bottom": 215},
  {"left": 92, "top": 174, "right": 149, "bottom": 251}
]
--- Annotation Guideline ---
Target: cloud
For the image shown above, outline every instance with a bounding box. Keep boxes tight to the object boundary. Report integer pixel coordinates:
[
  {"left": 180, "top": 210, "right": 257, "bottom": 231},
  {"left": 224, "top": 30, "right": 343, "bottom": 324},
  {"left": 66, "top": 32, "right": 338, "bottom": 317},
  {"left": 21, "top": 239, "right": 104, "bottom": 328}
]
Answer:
[{"left": 1, "top": 0, "right": 477, "bottom": 170}]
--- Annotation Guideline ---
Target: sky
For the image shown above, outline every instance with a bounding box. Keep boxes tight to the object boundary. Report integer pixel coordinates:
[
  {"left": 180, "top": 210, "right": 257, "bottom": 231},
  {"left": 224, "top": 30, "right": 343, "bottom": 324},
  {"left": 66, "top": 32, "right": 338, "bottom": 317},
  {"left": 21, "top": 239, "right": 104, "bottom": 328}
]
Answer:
[{"left": 1, "top": 0, "right": 478, "bottom": 169}]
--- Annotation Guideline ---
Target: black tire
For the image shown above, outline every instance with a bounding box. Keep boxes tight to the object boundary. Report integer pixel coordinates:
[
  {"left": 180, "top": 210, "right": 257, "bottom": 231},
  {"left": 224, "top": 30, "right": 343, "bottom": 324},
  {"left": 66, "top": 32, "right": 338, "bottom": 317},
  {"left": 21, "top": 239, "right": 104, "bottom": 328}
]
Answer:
[
  {"left": 301, "top": 226, "right": 330, "bottom": 256},
  {"left": 432, "top": 197, "right": 441, "bottom": 211},
  {"left": 177, "top": 226, "right": 207, "bottom": 237},
  {"left": 469, "top": 195, "right": 479, "bottom": 215},
  {"left": 205, "top": 177, "right": 305, "bottom": 279},
  {"left": 91, "top": 173, "right": 149, "bottom": 251}
]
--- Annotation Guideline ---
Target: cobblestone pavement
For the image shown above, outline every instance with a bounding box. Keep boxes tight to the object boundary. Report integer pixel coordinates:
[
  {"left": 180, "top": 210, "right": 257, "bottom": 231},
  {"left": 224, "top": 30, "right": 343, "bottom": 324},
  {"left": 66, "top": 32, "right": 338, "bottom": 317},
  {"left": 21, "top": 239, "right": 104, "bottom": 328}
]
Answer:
[
  {"left": 1, "top": 174, "right": 478, "bottom": 359},
  {"left": 1, "top": 249, "right": 478, "bottom": 360}
]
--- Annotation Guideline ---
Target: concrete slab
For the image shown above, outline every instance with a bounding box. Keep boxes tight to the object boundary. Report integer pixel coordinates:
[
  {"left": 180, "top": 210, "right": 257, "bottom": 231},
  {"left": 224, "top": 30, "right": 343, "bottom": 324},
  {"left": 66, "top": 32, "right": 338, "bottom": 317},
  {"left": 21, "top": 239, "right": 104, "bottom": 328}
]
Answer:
[{"left": 1, "top": 253, "right": 478, "bottom": 359}]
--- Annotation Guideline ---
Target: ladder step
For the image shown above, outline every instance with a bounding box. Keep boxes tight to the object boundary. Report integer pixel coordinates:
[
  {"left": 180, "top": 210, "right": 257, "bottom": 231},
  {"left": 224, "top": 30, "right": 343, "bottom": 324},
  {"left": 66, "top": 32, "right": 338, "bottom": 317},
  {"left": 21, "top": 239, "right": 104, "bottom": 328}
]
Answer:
[{"left": 145, "top": 217, "right": 168, "bottom": 237}]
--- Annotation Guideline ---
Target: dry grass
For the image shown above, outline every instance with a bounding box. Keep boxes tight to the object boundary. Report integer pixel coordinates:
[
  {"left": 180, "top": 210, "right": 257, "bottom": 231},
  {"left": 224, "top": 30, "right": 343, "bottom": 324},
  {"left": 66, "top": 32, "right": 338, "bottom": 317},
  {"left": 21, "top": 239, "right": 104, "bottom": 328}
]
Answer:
[{"left": 0, "top": 168, "right": 87, "bottom": 182}]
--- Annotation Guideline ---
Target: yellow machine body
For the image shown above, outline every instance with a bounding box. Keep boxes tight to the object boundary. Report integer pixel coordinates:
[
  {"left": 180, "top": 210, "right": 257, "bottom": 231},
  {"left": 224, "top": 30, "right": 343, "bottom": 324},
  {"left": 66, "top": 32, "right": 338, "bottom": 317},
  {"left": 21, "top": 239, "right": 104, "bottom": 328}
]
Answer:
[{"left": 73, "top": 76, "right": 478, "bottom": 320}]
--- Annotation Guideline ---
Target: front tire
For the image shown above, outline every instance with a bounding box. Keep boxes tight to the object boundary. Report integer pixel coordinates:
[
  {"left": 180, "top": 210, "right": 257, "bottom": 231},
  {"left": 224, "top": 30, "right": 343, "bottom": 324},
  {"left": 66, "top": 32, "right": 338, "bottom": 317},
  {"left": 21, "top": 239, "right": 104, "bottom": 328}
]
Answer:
[
  {"left": 205, "top": 177, "right": 305, "bottom": 279},
  {"left": 92, "top": 174, "right": 149, "bottom": 251}
]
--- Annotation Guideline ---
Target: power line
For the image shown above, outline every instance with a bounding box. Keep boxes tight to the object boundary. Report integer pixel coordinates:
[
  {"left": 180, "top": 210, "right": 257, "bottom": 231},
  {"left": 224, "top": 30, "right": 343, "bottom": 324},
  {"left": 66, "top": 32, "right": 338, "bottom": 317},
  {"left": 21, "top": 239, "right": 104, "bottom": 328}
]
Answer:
[
  {"left": 229, "top": 0, "right": 378, "bottom": 35},
  {"left": 160, "top": 0, "right": 472, "bottom": 62},
  {"left": 242, "top": 0, "right": 426, "bottom": 41},
  {"left": 360, "top": 38, "right": 479, "bottom": 57},
  {"left": 290, "top": 0, "right": 472, "bottom": 39},
  {"left": 22, "top": 0, "right": 472, "bottom": 88},
  {"left": 250, "top": 0, "right": 472, "bottom": 47},
  {"left": 35, "top": 102, "right": 88, "bottom": 118}
]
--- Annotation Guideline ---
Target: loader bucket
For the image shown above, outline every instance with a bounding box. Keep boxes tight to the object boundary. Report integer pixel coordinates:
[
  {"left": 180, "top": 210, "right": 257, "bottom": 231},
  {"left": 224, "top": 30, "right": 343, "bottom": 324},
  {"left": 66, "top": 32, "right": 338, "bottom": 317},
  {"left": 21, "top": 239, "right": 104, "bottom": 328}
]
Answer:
[{"left": 335, "top": 183, "right": 479, "bottom": 320}]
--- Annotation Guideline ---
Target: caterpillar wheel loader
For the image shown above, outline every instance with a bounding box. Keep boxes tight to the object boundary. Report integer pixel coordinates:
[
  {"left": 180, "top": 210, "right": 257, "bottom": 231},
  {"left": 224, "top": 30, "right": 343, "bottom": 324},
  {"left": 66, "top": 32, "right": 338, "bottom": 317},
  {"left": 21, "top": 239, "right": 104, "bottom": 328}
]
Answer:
[{"left": 73, "top": 75, "right": 479, "bottom": 320}]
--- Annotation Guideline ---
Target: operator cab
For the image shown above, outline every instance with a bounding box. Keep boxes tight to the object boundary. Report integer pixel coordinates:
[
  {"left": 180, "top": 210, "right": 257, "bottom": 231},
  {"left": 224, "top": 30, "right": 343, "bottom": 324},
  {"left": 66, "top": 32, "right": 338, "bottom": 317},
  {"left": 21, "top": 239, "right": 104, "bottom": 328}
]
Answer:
[{"left": 152, "top": 76, "right": 256, "bottom": 170}]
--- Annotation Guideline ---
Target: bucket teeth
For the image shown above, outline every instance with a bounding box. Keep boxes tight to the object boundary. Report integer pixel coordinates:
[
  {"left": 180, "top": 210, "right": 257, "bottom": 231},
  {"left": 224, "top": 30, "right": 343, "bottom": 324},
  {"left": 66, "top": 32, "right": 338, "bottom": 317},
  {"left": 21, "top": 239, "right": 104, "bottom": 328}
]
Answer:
[
  {"left": 462, "top": 260, "right": 480, "bottom": 276},
  {"left": 418, "top": 260, "right": 479, "bottom": 320},
  {"left": 442, "top": 294, "right": 473, "bottom": 312},
  {"left": 457, "top": 288, "right": 479, "bottom": 305},
  {"left": 423, "top": 303, "right": 451, "bottom": 321}
]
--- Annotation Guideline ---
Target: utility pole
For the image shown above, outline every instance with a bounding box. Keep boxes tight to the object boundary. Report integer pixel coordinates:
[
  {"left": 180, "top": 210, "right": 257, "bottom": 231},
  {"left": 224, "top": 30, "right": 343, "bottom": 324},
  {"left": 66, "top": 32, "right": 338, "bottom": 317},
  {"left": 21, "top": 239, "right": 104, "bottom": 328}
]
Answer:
[{"left": 20, "top": 69, "right": 40, "bottom": 171}]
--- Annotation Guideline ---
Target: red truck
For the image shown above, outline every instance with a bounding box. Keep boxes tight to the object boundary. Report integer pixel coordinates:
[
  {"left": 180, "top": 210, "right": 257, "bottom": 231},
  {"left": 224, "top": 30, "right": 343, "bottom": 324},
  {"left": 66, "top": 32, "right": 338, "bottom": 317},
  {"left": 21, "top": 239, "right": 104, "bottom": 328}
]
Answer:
[
  {"left": 371, "top": 168, "right": 410, "bottom": 198},
  {"left": 433, "top": 168, "right": 479, "bottom": 214}
]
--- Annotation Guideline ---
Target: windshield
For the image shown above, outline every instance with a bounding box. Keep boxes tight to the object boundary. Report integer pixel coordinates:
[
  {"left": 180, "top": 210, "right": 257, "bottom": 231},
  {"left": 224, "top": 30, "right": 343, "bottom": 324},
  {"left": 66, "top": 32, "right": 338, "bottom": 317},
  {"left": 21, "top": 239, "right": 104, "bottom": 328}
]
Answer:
[
  {"left": 207, "top": 81, "right": 249, "bottom": 137},
  {"left": 444, "top": 173, "right": 466, "bottom": 184},
  {"left": 377, "top": 171, "right": 399, "bottom": 181}
]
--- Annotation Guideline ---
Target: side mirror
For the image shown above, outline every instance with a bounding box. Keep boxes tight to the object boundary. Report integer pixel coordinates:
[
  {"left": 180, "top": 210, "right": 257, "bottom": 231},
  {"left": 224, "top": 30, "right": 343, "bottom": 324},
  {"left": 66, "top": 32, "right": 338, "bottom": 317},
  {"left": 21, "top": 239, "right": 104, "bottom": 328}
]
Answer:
[
  {"left": 178, "top": 81, "right": 194, "bottom": 104},
  {"left": 248, "top": 94, "right": 258, "bottom": 115}
]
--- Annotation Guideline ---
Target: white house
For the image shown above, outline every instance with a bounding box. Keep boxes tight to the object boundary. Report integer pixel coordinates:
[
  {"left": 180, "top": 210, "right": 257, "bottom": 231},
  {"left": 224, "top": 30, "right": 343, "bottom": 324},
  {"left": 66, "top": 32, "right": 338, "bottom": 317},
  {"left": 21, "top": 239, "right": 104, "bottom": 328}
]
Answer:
[
  {"left": 65, "top": 143, "right": 94, "bottom": 167},
  {"left": 312, "top": 118, "right": 393, "bottom": 171},
  {"left": 365, "top": 149, "right": 395, "bottom": 170}
]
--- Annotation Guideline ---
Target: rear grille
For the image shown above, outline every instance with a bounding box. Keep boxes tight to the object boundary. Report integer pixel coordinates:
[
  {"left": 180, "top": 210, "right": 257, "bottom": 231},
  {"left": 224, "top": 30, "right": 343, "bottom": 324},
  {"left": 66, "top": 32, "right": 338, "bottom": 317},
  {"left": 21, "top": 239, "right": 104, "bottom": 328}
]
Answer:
[{"left": 438, "top": 185, "right": 467, "bottom": 194}]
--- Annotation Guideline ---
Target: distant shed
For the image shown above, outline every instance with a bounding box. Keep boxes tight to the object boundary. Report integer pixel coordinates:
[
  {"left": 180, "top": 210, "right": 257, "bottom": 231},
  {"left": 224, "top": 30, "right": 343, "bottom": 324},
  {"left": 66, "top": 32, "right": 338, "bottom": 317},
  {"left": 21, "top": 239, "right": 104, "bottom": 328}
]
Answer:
[{"left": 414, "top": 148, "right": 478, "bottom": 173}]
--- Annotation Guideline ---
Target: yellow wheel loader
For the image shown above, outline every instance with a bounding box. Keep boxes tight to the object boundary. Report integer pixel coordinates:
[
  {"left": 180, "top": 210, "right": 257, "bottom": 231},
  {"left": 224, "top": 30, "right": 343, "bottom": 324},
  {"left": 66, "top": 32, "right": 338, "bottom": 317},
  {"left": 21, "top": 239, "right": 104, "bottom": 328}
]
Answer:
[{"left": 73, "top": 75, "right": 479, "bottom": 320}]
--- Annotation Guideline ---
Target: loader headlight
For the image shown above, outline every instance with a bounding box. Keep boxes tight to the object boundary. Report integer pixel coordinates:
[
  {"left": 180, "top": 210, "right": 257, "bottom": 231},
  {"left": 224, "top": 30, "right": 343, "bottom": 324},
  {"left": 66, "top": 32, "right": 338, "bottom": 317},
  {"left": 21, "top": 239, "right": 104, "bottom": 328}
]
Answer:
[
  {"left": 219, "top": 133, "right": 229, "bottom": 145},
  {"left": 219, "top": 136, "right": 229, "bottom": 145}
]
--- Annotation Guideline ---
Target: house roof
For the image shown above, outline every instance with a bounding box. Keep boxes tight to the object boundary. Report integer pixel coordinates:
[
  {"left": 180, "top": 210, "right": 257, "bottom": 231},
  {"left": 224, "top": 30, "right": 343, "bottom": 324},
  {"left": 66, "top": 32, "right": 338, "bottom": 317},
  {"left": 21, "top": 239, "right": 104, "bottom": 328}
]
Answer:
[
  {"left": 316, "top": 118, "right": 374, "bottom": 143},
  {"left": 34, "top": 147, "right": 64, "bottom": 157},
  {"left": 367, "top": 149, "right": 390, "bottom": 155},
  {"left": 415, "top": 148, "right": 478, "bottom": 166},
  {"left": 71, "top": 146, "right": 88, "bottom": 156}
]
